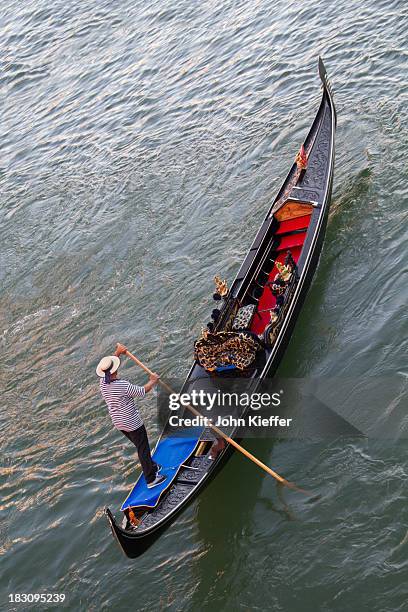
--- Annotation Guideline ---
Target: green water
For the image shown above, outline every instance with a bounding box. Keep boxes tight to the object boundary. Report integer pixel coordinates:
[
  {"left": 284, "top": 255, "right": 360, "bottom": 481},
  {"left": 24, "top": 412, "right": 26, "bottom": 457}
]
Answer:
[{"left": 1, "top": 0, "right": 407, "bottom": 610}]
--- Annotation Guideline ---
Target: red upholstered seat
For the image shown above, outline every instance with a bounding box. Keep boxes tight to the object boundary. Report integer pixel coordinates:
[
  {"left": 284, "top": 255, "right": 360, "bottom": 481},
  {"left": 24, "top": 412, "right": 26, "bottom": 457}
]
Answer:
[
  {"left": 277, "top": 233, "right": 306, "bottom": 251},
  {"left": 275, "top": 215, "right": 311, "bottom": 235}
]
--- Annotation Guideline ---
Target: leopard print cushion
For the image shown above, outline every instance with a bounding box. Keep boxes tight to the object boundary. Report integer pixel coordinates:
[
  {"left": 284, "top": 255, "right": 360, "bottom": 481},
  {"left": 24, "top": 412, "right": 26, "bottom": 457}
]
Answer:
[{"left": 195, "top": 330, "right": 259, "bottom": 371}]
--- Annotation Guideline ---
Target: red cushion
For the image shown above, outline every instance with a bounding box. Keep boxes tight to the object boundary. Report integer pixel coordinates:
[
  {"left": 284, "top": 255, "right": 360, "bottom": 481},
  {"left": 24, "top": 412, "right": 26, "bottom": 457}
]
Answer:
[
  {"left": 276, "top": 215, "right": 311, "bottom": 235},
  {"left": 277, "top": 233, "right": 306, "bottom": 251}
]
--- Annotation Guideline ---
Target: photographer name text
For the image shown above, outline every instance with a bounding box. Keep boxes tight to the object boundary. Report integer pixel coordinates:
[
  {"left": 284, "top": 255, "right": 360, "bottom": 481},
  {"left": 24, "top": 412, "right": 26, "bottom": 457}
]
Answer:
[{"left": 168, "top": 414, "right": 292, "bottom": 427}]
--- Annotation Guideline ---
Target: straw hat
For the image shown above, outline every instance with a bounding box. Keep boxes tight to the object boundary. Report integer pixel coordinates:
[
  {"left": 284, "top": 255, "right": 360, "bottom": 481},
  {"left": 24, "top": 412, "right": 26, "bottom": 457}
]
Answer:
[{"left": 96, "top": 355, "right": 121, "bottom": 378}]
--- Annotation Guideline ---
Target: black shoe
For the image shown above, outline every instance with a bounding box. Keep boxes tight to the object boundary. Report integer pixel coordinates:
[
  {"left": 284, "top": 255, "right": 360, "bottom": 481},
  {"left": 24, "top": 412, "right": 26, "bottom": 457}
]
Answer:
[
  {"left": 147, "top": 474, "right": 167, "bottom": 489},
  {"left": 155, "top": 464, "right": 162, "bottom": 474}
]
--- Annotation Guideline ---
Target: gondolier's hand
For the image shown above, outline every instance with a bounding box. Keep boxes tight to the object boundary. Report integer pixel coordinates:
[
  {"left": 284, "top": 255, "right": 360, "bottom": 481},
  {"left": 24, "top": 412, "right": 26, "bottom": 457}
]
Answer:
[
  {"left": 115, "top": 343, "right": 128, "bottom": 357},
  {"left": 144, "top": 372, "right": 160, "bottom": 393}
]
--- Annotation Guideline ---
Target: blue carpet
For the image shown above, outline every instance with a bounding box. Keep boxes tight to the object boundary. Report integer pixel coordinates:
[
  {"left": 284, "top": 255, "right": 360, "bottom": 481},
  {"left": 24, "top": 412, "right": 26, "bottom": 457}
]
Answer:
[{"left": 121, "top": 435, "right": 201, "bottom": 510}]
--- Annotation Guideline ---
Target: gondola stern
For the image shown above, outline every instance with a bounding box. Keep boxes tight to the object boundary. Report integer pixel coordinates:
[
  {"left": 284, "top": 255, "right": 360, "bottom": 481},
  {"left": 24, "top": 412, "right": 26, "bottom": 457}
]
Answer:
[
  {"left": 105, "top": 507, "right": 131, "bottom": 558},
  {"left": 105, "top": 506, "right": 160, "bottom": 558}
]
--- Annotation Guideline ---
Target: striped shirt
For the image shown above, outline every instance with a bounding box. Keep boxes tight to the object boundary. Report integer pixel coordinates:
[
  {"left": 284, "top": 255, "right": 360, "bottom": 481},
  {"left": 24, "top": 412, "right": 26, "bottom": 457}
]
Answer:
[{"left": 99, "top": 378, "right": 146, "bottom": 432}]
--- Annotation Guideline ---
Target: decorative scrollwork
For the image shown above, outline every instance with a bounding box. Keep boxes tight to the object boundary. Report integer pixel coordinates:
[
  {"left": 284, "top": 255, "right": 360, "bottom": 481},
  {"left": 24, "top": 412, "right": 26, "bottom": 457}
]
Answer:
[
  {"left": 301, "top": 107, "right": 331, "bottom": 189},
  {"left": 290, "top": 188, "right": 320, "bottom": 202},
  {"left": 139, "top": 485, "right": 192, "bottom": 529}
]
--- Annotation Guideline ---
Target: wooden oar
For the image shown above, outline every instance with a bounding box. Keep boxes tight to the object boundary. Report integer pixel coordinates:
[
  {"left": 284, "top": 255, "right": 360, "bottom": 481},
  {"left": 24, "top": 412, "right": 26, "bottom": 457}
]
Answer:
[{"left": 124, "top": 348, "right": 311, "bottom": 496}]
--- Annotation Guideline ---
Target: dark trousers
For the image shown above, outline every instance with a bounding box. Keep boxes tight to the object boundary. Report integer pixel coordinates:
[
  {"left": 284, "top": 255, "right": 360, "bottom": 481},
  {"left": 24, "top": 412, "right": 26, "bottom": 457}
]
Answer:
[{"left": 121, "top": 425, "right": 157, "bottom": 484}]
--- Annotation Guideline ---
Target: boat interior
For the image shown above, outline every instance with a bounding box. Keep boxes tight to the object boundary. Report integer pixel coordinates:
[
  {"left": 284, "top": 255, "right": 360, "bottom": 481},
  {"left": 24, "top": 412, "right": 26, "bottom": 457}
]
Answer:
[
  {"left": 246, "top": 201, "right": 313, "bottom": 337},
  {"left": 202, "top": 196, "right": 316, "bottom": 364}
]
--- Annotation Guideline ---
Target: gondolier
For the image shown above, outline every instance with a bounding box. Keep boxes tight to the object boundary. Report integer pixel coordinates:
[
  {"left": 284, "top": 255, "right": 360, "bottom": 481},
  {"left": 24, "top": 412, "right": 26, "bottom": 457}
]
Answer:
[{"left": 97, "top": 343, "right": 166, "bottom": 489}]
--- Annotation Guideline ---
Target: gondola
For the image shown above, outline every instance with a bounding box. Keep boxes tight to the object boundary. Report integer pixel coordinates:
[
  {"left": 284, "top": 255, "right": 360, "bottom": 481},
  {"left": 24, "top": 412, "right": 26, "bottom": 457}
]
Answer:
[{"left": 105, "top": 57, "right": 336, "bottom": 558}]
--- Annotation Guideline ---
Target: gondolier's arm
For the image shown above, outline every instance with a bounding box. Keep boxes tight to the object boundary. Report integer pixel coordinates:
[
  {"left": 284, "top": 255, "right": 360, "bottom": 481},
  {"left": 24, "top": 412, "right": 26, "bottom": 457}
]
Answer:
[{"left": 115, "top": 343, "right": 159, "bottom": 392}]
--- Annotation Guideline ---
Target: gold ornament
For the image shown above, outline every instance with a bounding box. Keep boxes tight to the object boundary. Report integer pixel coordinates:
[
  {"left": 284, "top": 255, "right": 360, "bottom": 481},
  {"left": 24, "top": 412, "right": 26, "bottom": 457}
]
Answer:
[
  {"left": 270, "top": 311, "right": 278, "bottom": 324},
  {"left": 197, "top": 328, "right": 209, "bottom": 342},
  {"left": 275, "top": 261, "right": 292, "bottom": 282},
  {"left": 214, "top": 275, "right": 229, "bottom": 297}
]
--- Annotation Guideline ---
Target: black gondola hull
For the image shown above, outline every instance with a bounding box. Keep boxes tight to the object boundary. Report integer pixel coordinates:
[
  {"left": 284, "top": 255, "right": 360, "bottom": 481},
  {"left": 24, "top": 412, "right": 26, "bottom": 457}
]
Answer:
[{"left": 106, "top": 58, "right": 336, "bottom": 558}]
